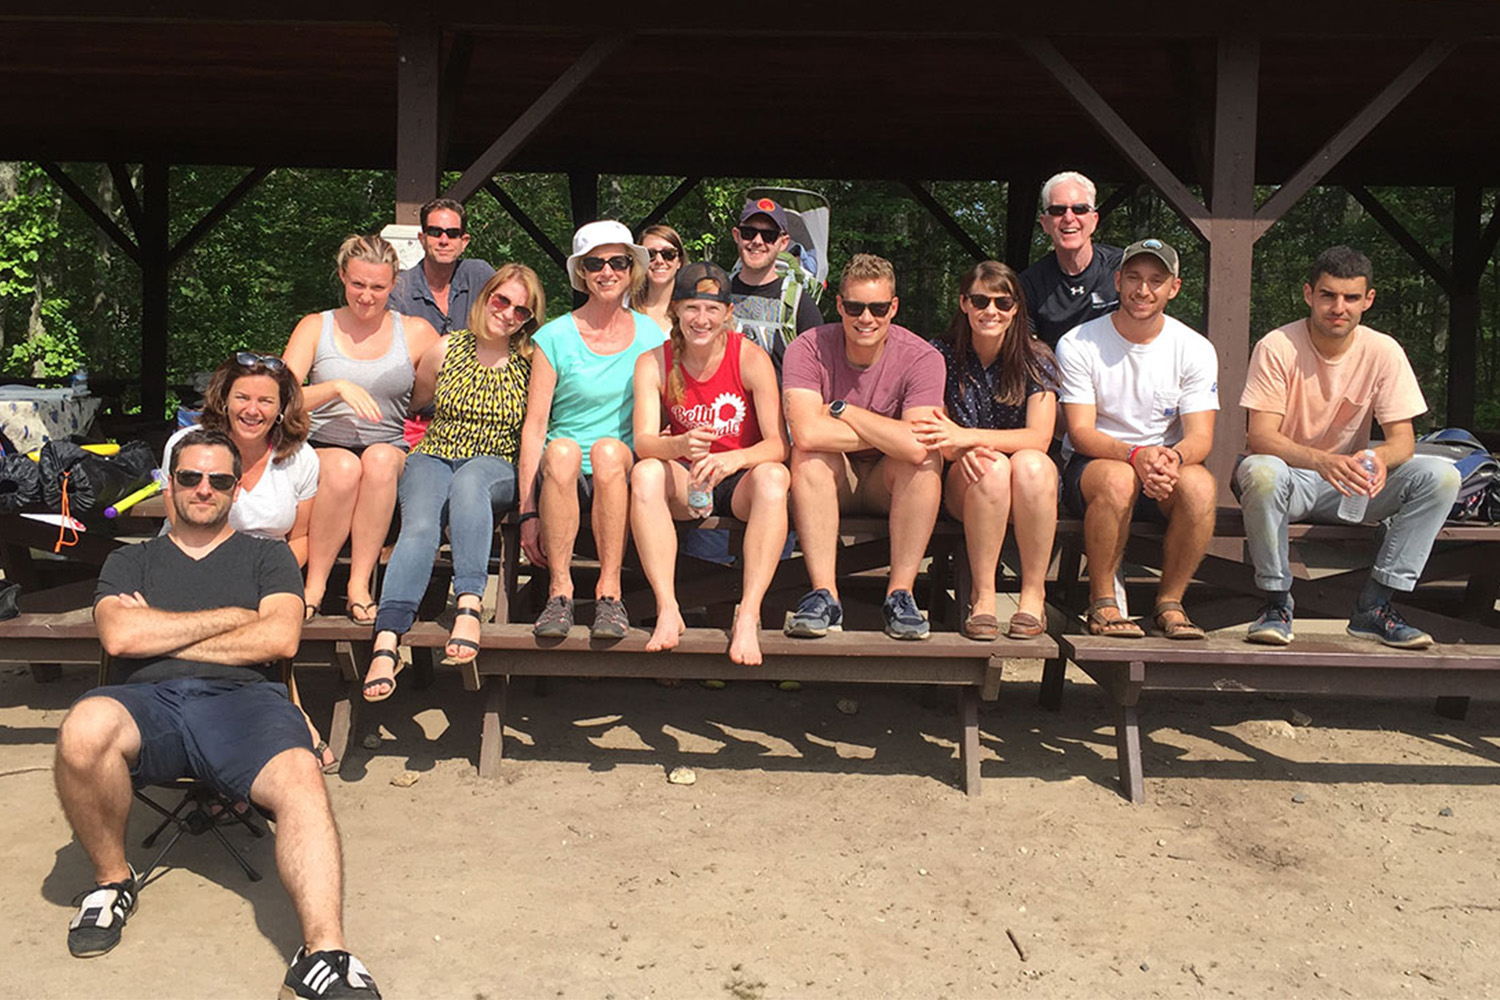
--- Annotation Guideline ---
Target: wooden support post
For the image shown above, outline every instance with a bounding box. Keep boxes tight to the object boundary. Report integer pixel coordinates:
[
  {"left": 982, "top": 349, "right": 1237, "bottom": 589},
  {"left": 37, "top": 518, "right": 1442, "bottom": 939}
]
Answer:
[
  {"left": 437, "top": 32, "right": 475, "bottom": 169},
  {"left": 140, "top": 162, "right": 170, "bottom": 422},
  {"left": 1005, "top": 174, "right": 1040, "bottom": 271},
  {"left": 396, "top": 20, "right": 441, "bottom": 225},
  {"left": 1449, "top": 183, "right": 1482, "bottom": 428},
  {"left": 478, "top": 674, "right": 509, "bottom": 779},
  {"left": 958, "top": 687, "right": 982, "bottom": 797},
  {"left": 1205, "top": 36, "right": 1260, "bottom": 504}
]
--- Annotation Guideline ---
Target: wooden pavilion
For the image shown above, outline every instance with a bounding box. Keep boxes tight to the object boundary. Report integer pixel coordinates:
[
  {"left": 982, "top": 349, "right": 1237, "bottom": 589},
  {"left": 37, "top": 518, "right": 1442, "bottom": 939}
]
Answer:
[{"left": 4, "top": 1, "right": 1500, "bottom": 493}]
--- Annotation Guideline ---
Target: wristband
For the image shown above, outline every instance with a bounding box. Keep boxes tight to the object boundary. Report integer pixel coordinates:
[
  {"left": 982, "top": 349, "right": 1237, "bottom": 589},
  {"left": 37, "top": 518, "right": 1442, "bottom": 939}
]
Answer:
[
  {"left": 517, "top": 511, "right": 538, "bottom": 523},
  {"left": 1126, "top": 445, "right": 1143, "bottom": 465},
  {"left": 1171, "top": 447, "right": 1185, "bottom": 466}
]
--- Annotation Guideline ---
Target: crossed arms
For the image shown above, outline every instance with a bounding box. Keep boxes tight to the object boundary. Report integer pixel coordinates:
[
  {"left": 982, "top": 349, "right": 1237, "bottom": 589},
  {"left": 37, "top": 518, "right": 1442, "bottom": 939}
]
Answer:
[{"left": 95, "top": 591, "right": 302, "bottom": 665}]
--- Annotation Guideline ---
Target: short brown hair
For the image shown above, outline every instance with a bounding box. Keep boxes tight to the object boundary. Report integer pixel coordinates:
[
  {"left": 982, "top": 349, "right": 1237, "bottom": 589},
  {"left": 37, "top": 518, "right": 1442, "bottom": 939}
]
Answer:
[{"left": 839, "top": 253, "right": 896, "bottom": 295}]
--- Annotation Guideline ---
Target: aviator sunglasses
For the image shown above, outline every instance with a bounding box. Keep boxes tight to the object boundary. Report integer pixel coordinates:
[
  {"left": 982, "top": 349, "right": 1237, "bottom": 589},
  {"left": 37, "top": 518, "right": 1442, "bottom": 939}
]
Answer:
[
  {"left": 423, "top": 225, "right": 465, "bottom": 239},
  {"left": 173, "top": 469, "right": 239, "bottom": 492},
  {"left": 966, "top": 293, "right": 1017, "bottom": 311},
  {"left": 489, "top": 291, "right": 533, "bottom": 323},
  {"left": 646, "top": 247, "right": 681, "bottom": 262},
  {"left": 235, "top": 351, "right": 287, "bottom": 373},
  {"left": 1043, "top": 203, "right": 1094, "bottom": 217},
  {"left": 841, "top": 299, "right": 894, "bottom": 318},
  {"left": 581, "top": 255, "right": 633, "bottom": 273}
]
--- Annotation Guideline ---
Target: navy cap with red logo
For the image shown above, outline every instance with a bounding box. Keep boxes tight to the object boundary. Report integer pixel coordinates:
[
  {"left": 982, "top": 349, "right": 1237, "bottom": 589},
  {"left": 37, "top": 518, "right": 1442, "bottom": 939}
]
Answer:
[{"left": 737, "top": 196, "right": 790, "bottom": 232}]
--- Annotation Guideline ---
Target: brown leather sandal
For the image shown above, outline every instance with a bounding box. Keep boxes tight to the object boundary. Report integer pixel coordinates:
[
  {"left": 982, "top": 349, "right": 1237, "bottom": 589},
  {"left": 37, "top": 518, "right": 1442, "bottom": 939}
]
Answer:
[
  {"left": 1086, "top": 598, "right": 1145, "bottom": 638},
  {"left": 1153, "top": 600, "right": 1206, "bottom": 640}
]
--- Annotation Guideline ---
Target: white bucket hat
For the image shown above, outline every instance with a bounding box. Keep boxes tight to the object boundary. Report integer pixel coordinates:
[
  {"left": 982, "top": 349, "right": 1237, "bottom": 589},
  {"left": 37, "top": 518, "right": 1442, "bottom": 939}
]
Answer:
[{"left": 565, "top": 220, "right": 649, "bottom": 292}]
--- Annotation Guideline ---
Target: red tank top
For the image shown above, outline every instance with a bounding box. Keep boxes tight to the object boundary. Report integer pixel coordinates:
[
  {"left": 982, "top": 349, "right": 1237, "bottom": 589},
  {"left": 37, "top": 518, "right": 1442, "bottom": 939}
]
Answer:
[{"left": 662, "top": 333, "right": 763, "bottom": 453}]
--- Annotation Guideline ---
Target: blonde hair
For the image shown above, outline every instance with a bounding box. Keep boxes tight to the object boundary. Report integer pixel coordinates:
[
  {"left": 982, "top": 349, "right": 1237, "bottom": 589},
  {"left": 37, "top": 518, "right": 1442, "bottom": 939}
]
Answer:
[
  {"left": 335, "top": 234, "right": 400, "bottom": 280},
  {"left": 575, "top": 252, "right": 646, "bottom": 302},
  {"left": 664, "top": 301, "right": 734, "bottom": 406},
  {"left": 466, "top": 263, "right": 546, "bottom": 359},
  {"left": 839, "top": 253, "right": 897, "bottom": 295}
]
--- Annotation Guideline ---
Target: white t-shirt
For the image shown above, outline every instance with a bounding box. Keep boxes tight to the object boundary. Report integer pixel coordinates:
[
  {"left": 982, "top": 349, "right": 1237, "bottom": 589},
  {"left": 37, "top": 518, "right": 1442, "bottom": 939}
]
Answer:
[
  {"left": 1057, "top": 313, "right": 1220, "bottom": 461},
  {"left": 163, "top": 426, "right": 319, "bottom": 541}
]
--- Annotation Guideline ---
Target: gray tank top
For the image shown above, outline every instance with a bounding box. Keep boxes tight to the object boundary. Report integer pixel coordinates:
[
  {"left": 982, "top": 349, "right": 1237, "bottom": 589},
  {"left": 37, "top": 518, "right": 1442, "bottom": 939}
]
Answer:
[{"left": 306, "top": 310, "right": 413, "bottom": 447}]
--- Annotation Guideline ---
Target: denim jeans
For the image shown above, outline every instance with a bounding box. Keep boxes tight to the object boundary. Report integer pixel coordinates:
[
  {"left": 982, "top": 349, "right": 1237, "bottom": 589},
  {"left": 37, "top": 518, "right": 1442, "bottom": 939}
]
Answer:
[
  {"left": 1233, "top": 453, "right": 1460, "bottom": 594},
  {"left": 374, "top": 453, "right": 518, "bottom": 635}
]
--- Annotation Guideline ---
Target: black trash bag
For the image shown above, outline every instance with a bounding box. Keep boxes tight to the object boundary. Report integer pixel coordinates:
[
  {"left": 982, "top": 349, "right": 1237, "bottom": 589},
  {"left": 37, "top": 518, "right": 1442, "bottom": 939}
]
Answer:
[
  {"left": 38, "top": 439, "right": 156, "bottom": 515},
  {"left": 0, "top": 453, "right": 44, "bottom": 514}
]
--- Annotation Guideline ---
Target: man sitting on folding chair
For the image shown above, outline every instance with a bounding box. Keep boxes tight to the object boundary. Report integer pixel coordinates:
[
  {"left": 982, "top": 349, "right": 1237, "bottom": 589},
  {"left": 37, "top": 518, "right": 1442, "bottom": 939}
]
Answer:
[{"left": 54, "top": 427, "right": 381, "bottom": 998}]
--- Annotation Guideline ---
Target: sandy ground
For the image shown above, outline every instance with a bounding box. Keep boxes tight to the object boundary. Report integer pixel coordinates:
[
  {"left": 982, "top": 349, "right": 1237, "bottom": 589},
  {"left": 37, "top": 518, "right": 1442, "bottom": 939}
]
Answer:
[{"left": 4, "top": 615, "right": 1500, "bottom": 1000}]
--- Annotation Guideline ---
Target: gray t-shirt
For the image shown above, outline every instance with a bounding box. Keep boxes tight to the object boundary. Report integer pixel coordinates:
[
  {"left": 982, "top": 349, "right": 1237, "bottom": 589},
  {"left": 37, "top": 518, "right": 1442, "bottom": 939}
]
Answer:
[{"left": 390, "top": 257, "right": 496, "bottom": 335}]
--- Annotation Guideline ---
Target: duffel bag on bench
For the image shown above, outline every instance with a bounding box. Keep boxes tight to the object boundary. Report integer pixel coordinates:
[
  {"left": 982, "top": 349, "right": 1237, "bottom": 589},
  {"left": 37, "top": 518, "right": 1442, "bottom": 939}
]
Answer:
[
  {"left": 1415, "top": 428, "right": 1500, "bottom": 522},
  {"left": 37, "top": 438, "right": 156, "bottom": 516},
  {"left": 0, "top": 452, "right": 44, "bottom": 514}
]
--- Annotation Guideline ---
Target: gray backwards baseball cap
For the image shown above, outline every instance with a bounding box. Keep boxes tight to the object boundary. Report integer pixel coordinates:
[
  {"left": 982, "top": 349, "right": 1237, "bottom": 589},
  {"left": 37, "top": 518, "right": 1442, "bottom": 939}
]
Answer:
[{"left": 1120, "top": 238, "right": 1180, "bottom": 277}]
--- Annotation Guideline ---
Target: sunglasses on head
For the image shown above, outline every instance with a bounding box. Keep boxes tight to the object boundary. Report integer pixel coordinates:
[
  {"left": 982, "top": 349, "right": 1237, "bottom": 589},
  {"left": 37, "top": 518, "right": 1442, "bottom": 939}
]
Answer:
[
  {"left": 234, "top": 351, "right": 287, "bottom": 373},
  {"left": 736, "top": 225, "right": 782, "bottom": 244},
  {"left": 966, "top": 293, "right": 1017, "bottom": 312},
  {"left": 489, "top": 291, "right": 534, "bottom": 323},
  {"left": 646, "top": 247, "right": 681, "bottom": 262},
  {"left": 581, "top": 255, "right": 633, "bottom": 273},
  {"left": 423, "top": 225, "right": 465, "bottom": 239},
  {"left": 841, "top": 299, "right": 894, "bottom": 318},
  {"left": 173, "top": 469, "right": 238, "bottom": 492},
  {"left": 1043, "top": 203, "right": 1095, "bottom": 217}
]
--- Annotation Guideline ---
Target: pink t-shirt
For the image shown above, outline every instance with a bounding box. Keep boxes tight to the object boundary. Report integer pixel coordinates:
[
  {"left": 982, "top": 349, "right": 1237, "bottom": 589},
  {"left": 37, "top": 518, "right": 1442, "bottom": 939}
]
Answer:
[
  {"left": 1239, "top": 320, "right": 1427, "bottom": 454},
  {"left": 782, "top": 322, "right": 946, "bottom": 441},
  {"left": 662, "top": 333, "right": 762, "bottom": 453}
]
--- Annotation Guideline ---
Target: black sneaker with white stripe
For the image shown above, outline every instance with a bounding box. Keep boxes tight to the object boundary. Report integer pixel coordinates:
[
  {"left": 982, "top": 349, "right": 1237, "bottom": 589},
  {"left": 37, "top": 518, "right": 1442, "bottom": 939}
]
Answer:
[
  {"left": 280, "top": 947, "right": 382, "bottom": 999},
  {"left": 67, "top": 867, "right": 139, "bottom": 958}
]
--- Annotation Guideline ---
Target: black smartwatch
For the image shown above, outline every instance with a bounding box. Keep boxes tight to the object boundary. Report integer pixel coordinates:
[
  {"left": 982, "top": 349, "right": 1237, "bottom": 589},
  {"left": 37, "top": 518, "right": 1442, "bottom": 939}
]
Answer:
[{"left": 829, "top": 399, "right": 848, "bottom": 419}]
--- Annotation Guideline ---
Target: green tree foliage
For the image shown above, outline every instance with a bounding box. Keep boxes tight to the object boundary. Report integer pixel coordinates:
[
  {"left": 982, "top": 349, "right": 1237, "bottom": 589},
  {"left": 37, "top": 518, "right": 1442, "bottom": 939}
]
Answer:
[{"left": 3, "top": 164, "right": 1496, "bottom": 430}]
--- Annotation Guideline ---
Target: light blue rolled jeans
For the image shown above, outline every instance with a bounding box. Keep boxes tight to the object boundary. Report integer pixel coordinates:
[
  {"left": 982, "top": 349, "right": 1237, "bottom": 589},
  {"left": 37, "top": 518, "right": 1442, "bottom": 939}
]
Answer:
[
  {"left": 1233, "top": 453, "right": 1461, "bottom": 594},
  {"left": 373, "top": 453, "right": 518, "bottom": 635}
]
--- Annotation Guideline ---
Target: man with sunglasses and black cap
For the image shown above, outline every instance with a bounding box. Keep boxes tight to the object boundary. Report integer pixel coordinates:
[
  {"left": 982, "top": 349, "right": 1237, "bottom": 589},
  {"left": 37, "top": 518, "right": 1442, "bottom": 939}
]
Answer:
[
  {"left": 1020, "top": 171, "right": 1123, "bottom": 348},
  {"left": 390, "top": 197, "right": 495, "bottom": 336},
  {"left": 782, "top": 254, "right": 945, "bottom": 641},
  {"left": 55, "top": 427, "right": 383, "bottom": 997},
  {"left": 730, "top": 196, "right": 823, "bottom": 371}
]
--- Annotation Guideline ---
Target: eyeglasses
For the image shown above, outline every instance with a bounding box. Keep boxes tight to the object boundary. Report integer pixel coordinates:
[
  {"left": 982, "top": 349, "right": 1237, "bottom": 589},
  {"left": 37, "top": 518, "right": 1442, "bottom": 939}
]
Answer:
[
  {"left": 646, "top": 247, "right": 681, "bottom": 262},
  {"left": 966, "top": 293, "right": 1017, "bottom": 312},
  {"left": 841, "top": 300, "right": 894, "bottom": 318},
  {"left": 173, "top": 469, "right": 239, "bottom": 492},
  {"left": 423, "top": 225, "right": 465, "bottom": 239},
  {"left": 736, "top": 225, "right": 782, "bottom": 244},
  {"left": 234, "top": 351, "right": 287, "bottom": 373},
  {"left": 489, "top": 292, "right": 534, "bottom": 323},
  {"left": 581, "top": 255, "right": 633, "bottom": 273},
  {"left": 1043, "top": 203, "right": 1095, "bottom": 218}
]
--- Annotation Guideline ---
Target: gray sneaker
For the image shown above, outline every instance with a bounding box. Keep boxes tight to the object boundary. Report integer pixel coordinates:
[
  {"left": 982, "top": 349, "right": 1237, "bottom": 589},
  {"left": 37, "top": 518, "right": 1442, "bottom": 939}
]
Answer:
[
  {"left": 784, "top": 589, "right": 843, "bottom": 638},
  {"left": 591, "top": 596, "right": 630, "bottom": 640},
  {"left": 882, "top": 589, "right": 930, "bottom": 640},
  {"left": 1247, "top": 602, "right": 1294, "bottom": 645},
  {"left": 1347, "top": 602, "right": 1433, "bottom": 649},
  {"left": 532, "top": 596, "right": 574, "bottom": 638}
]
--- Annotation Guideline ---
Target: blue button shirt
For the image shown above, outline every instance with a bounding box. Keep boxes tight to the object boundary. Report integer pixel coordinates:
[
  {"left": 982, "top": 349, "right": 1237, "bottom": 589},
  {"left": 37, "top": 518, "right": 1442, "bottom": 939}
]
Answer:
[
  {"left": 933, "top": 340, "right": 1055, "bottom": 430},
  {"left": 389, "top": 257, "right": 496, "bottom": 335}
]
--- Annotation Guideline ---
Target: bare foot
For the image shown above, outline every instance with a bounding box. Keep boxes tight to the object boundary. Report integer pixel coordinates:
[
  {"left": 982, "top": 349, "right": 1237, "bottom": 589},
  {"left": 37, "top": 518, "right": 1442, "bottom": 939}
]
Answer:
[
  {"left": 729, "top": 612, "right": 762, "bottom": 666},
  {"left": 645, "top": 608, "right": 686, "bottom": 652}
]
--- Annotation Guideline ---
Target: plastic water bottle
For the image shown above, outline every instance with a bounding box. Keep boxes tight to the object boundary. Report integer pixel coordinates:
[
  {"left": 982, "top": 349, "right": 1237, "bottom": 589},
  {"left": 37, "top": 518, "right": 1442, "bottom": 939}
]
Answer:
[
  {"left": 1337, "top": 449, "right": 1377, "bottom": 522},
  {"left": 70, "top": 369, "right": 89, "bottom": 397},
  {"left": 688, "top": 482, "right": 712, "bottom": 514}
]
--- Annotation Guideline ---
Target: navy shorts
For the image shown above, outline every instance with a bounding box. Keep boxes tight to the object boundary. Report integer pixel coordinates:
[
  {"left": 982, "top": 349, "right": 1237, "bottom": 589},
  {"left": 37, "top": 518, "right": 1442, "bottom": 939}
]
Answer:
[
  {"left": 78, "top": 679, "right": 312, "bottom": 802},
  {"left": 1060, "top": 454, "right": 1167, "bottom": 523}
]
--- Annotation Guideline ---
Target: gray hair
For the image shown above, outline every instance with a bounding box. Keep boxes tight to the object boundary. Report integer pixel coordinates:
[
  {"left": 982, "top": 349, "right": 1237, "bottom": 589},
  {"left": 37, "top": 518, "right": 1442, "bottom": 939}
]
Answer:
[{"left": 1039, "top": 171, "right": 1099, "bottom": 211}]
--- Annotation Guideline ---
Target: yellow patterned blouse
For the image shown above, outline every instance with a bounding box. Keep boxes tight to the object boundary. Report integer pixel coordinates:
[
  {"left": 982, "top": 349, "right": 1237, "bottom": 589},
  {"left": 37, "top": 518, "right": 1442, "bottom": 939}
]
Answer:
[{"left": 412, "top": 329, "right": 530, "bottom": 462}]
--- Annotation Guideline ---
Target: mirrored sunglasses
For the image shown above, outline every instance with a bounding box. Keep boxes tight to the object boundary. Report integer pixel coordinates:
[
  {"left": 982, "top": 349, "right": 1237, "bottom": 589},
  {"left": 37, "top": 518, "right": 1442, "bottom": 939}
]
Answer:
[{"left": 489, "top": 292, "right": 534, "bottom": 323}]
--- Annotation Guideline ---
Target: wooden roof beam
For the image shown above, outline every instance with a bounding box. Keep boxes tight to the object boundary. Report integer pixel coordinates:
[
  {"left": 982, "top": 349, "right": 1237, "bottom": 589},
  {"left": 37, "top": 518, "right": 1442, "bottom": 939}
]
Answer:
[
  {"left": 445, "top": 35, "right": 627, "bottom": 205},
  {"left": 482, "top": 179, "right": 568, "bottom": 270},
  {"left": 635, "top": 176, "right": 701, "bottom": 233},
  {"left": 37, "top": 163, "right": 140, "bottom": 265},
  {"left": 1253, "top": 38, "right": 1458, "bottom": 239},
  {"left": 1018, "top": 35, "right": 1212, "bottom": 241},
  {"left": 1345, "top": 184, "right": 1455, "bottom": 294},
  {"left": 903, "top": 181, "right": 992, "bottom": 262},
  {"left": 168, "top": 167, "right": 272, "bottom": 266}
]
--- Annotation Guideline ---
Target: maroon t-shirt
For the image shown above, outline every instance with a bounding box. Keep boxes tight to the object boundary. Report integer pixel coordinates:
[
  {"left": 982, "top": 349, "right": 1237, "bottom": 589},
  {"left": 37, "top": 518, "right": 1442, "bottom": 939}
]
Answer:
[{"left": 782, "top": 322, "right": 946, "bottom": 455}]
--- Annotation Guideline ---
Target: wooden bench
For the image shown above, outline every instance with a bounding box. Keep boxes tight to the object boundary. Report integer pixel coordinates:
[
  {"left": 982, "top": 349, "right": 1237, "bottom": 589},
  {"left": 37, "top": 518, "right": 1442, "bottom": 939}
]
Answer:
[
  {"left": 301, "top": 616, "right": 1055, "bottom": 796},
  {"left": 1046, "top": 633, "right": 1500, "bottom": 803}
]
